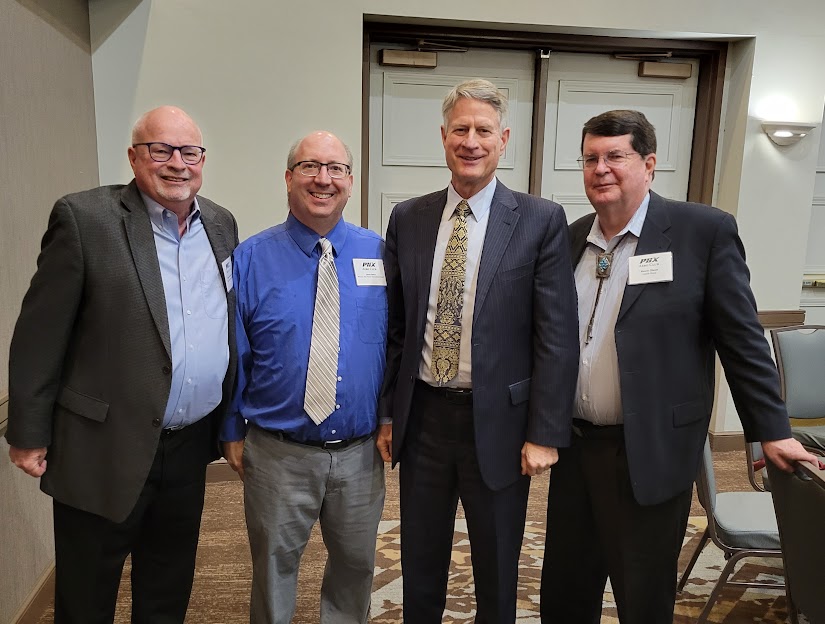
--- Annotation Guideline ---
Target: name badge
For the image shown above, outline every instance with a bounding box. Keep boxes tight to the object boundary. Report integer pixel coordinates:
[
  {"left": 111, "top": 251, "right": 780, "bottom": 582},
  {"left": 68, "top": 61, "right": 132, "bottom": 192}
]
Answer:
[
  {"left": 353, "top": 258, "right": 386, "bottom": 286},
  {"left": 628, "top": 252, "right": 673, "bottom": 285},
  {"left": 221, "top": 257, "right": 233, "bottom": 292}
]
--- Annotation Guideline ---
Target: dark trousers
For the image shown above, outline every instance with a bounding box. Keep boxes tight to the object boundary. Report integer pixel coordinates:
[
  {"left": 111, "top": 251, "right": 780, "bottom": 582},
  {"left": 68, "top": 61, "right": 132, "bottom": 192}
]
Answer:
[
  {"left": 53, "top": 416, "right": 210, "bottom": 624},
  {"left": 540, "top": 422, "right": 692, "bottom": 624},
  {"left": 400, "top": 382, "right": 530, "bottom": 624}
]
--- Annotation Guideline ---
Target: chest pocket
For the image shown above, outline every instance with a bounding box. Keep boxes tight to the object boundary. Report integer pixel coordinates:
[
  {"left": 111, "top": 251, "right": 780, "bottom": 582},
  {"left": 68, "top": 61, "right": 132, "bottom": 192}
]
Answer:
[
  {"left": 356, "top": 298, "right": 388, "bottom": 344},
  {"left": 200, "top": 265, "right": 227, "bottom": 319}
]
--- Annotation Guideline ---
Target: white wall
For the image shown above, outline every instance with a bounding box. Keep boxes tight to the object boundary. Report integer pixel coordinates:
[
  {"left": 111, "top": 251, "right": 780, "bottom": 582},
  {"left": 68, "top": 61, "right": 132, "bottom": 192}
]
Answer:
[{"left": 88, "top": 0, "right": 825, "bottom": 434}]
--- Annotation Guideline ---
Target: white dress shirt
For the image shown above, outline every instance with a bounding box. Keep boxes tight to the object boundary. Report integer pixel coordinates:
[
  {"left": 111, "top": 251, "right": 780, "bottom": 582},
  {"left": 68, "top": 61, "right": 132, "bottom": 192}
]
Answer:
[{"left": 419, "top": 178, "right": 497, "bottom": 388}]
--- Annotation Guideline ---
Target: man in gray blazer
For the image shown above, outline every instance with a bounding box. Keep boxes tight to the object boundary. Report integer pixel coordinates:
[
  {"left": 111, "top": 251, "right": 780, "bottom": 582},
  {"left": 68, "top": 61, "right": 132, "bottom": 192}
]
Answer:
[
  {"left": 6, "top": 106, "right": 238, "bottom": 623},
  {"left": 377, "top": 79, "right": 579, "bottom": 623}
]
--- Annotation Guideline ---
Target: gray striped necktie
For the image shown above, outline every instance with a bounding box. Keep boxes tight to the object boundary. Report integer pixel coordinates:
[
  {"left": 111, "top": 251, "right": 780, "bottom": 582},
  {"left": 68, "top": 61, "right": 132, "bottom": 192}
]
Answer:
[{"left": 304, "top": 237, "right": 339, "bottom": 425}]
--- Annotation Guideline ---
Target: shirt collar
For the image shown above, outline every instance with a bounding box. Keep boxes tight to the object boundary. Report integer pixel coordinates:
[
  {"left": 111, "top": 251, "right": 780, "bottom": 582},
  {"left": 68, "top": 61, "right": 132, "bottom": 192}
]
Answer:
[
  {"left": 285, "top": 212, "right": 348, "bottom": 257},
  {"left": 141, "top": 192, "right": 201, "bottom": 232},
  {"left": 444, "top": 177, "right": 497, "bottom": 222},
  {"left": 587, "top": 192, "right": 650, "bottom": 250}
]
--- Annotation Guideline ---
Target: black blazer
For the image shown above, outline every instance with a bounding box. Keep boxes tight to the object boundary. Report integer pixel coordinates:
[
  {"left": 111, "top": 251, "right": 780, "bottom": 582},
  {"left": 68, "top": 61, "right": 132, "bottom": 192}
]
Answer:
[
  {"left": 569, "top": 191, "right": 792, "bottom": 505},
  {"left": 379, "top": 180, "right": 579, "bottom": 491},
  {"left": 7, "top": 181, "right": 238, "bottom": 522}
]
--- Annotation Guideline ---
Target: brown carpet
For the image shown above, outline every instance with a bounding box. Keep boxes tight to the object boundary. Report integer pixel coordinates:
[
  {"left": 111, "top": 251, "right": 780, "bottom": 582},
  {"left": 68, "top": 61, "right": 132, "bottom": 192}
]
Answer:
[{"left": 34, "top": 450, "right": 793, "bottom": 623}]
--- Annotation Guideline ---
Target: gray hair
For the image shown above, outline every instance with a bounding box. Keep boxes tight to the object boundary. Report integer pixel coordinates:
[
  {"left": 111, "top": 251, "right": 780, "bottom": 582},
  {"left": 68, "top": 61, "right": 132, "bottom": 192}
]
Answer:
[
  {"left": 442, "top": 79, "right": 508, "bottom": 127},
  {"left": 287, "top": 133, "right": 354, "bottom": 171}
]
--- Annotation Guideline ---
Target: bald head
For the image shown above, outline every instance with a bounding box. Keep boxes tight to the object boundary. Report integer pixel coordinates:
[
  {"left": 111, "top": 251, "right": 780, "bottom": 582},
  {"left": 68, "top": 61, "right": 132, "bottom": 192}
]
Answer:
[
  {"left": 131, "top": 106, "right": 202, "bottom": 145},
  {"left": 128, "top": 106, "right": 205, "bottom": 218},
  {"left": 287, "top": 131, "right": 353, "bottom": 171}
]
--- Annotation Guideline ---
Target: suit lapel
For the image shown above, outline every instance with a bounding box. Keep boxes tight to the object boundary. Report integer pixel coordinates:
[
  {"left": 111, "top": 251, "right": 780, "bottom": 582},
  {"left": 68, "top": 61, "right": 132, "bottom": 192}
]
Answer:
[
  {"left": 570, "top": 213, "right": 596, "bottom": 266},
  {"left": 474, "top": 181, "right": 518, "bottom": 318},
  {"left": 617, "top": 192, "right": 672, "bottom": 322},
  {"left": 120, "top": 182, "right": 172, "bottom": 359},
  {"left": 415, "top": 190, "right": 447, "bottom": 337},
  {"left": 198, "top": 199, "right": 230, "bottom": 267}
]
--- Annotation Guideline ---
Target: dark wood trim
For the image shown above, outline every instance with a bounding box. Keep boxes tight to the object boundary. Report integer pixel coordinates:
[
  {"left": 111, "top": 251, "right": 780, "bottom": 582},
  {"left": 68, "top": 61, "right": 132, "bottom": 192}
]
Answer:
[
  {"left": 758, "top": 310, "right": 806, "bottom": 330},
  {"left": 206, "top": 460, "right": 238, "bottom": 483},
  {"left": 361, "top": 28, "right": 371, "bottom": 228},
  {"left": 364, "top": 20, "right": 728, "bottom": 208},
  {"left": 688, "top": 47, "right": 727, "bottom": 204},
  {"left": 528, "top": 52, "right": 550, "bottom": 196},
  {"left": 709, "top": 430, "right": 745, "bottom": 452},
  {"left": 13, "top": 566, "right": 54, "bottom": 624}
]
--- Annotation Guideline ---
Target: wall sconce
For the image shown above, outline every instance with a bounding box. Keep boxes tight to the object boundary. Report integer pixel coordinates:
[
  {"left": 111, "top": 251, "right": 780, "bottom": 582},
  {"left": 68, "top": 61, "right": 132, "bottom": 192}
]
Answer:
[{"left": 761, "top": 121, "right": 817, "bottom": 146}]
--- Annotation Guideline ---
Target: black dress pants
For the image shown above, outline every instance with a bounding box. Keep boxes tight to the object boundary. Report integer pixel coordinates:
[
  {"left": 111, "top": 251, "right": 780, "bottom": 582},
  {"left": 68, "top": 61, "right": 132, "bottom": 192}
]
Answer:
[
  {"left": 53, "top": 416, "right": 210, "bottom": 624},
  {"left": 540, "top": 421, "right": 692, "bottom": 624},
  {"left": 400, "top": 381, "right": 530, "bottom": 624}
]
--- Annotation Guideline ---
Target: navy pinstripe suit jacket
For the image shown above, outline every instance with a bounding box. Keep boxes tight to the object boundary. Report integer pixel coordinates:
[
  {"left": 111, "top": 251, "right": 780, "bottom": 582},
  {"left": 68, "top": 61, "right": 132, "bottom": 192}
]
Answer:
[{"left": 378, "top": 180, "right": 579, "bottom": 491}]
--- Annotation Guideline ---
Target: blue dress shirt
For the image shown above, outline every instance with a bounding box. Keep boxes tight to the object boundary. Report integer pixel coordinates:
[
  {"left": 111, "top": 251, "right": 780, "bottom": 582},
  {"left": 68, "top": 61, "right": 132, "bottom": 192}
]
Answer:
[
  {"left": 143, "top": 194, "right": 230, "bottom": 429},
  {"left": 221, "top": 214, "right": 387, "bottom": 443}
]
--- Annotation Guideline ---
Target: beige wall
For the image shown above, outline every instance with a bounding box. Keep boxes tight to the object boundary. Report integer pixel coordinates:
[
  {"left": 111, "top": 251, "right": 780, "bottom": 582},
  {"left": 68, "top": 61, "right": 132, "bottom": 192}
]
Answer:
[
  {"left": 0, "top": 0, "right": 98, "bottom": 620},
  {"left": 89, "top": 0, "right": 825, "bottom": 435}
]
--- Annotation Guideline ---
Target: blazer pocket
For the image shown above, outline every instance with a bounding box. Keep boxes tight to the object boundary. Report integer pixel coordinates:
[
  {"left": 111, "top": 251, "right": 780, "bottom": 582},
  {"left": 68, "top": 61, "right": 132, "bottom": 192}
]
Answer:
[
  {"left": 509, "top": 378, "right": 532, "bottom": 406},
  {"left": 501, "top": 260, "right": 535, "bottom": 281},
  {"left": 672, "top": 400, "right": 706, "bottom": 428},
  {"left": 56, "top": 386, "right": 110, "bottom": 422}
]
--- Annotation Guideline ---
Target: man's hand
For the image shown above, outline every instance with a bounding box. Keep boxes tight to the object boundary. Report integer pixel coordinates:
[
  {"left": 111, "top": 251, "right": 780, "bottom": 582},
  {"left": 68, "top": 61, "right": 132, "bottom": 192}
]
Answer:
[
  {"left": 376, "top": 424, "right": 392, "bottom": 463},
  {"left": 222, "top": 440, "right": 245, "bottom": 481},
  {"left": 762, "top": 437, "right": 823, "bottom": 472},
  {"left": 521, "top": 442, "right": 558, "bottom": 477},
  {"left": 9, "top": 446, "right": 48, "bottom": 477}
]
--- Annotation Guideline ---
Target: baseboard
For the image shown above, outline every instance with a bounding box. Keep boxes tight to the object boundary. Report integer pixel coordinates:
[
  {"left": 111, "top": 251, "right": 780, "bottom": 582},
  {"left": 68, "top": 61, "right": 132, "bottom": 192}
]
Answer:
[
  {"left": 709, "top": 430, "right": 745, "bottom": 452},
  {"left": 206, "top": 460, "right": 237, "bottom": 483},
  {"left": 12, "top": 564, "right": 54, "bottom": 624}
]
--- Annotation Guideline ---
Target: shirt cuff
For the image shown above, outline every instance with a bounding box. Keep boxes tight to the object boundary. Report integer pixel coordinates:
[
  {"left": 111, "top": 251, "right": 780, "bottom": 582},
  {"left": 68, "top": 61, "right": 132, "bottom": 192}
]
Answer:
[{"left": 219, "top": 412, "right": 248, "bottom": 442}]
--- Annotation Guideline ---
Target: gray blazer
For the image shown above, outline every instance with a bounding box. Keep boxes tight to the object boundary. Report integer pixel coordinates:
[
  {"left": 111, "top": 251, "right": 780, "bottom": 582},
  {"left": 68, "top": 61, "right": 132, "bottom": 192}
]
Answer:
[
  {"left": 7, "top": 181, "right": 238, "bottom": 522},
  {"left": 378, "top": 180, "right": 580, "bottom": 491}
]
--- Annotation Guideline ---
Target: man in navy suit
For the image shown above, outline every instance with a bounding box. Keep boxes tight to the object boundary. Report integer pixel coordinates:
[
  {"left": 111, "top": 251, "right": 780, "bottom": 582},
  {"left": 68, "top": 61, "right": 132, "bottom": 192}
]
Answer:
[
  {"left": 540, "top": 109, "right": 820, "bottom": 623},
  {"left": 377, "top": 79, "right": 579, "bottom": 623}
]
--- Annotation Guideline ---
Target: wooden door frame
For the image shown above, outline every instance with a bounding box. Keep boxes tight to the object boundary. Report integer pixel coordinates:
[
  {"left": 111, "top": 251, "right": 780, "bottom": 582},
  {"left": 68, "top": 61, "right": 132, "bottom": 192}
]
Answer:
[{"left": 362, "top": 21, "right": 727, "bottom": 227}]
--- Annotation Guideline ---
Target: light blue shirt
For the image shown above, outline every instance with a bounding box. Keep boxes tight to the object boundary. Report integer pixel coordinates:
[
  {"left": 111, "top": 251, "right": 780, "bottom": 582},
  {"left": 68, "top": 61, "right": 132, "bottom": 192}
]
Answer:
[{"left": 143, "top": 193, "right": 230, "bottom": 429}]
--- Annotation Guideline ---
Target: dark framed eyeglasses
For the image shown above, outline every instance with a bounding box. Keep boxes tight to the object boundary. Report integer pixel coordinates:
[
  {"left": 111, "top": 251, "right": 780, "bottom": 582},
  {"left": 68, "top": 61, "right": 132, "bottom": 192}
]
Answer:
[
  {"left": 291, "top": 160, "right": 351, "bottom": 179},
  {"left": 133, "top": 142, "right": 206, "bottom": 165},
  {"left": 577, "top": 150, "right": 641, "bottom": 170}
]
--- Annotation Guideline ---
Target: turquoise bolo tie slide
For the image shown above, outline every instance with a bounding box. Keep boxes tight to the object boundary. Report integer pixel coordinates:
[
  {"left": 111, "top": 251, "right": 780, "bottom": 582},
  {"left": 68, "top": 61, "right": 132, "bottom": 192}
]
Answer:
[{"left": 596, "top": 251, "right": 614, "bottom": 278}]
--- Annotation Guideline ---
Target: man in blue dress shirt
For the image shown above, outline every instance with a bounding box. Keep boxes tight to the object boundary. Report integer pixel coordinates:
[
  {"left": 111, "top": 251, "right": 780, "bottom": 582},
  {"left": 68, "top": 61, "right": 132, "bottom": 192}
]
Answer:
[{"left": 221, "top": 131, "right": 387, "bottom": 624}]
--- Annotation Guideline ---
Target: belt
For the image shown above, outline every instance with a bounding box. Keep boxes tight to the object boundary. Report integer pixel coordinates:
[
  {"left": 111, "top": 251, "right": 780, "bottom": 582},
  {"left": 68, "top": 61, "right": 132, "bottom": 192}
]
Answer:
[
  {"left": 416, "top": 379, "right": 473, "bottom": 405},
  {"left": 572, "top": 418, "right": 624, "bottom": 440},
  {"left": 269, "top": 430, "right": 371, "bottom": 450}
]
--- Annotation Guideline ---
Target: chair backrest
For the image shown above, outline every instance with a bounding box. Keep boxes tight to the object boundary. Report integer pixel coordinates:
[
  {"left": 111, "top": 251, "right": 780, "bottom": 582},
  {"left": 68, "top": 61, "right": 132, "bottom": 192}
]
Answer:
[
  {"left": 766, "top": 460, "right": 825, "bottom": 623},
  {"left": 696, "top": 437, "right": 717, "bottom": 512},
  {"left": 771, "top": 325, "right": 825, "bottom": 420}
]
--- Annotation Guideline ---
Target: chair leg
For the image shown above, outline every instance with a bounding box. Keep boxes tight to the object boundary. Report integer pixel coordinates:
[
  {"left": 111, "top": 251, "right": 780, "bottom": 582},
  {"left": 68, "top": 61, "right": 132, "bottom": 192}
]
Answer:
[
  {"left": 677, "top": 527, "right": 709, "bottom": 592},
  {"left": 696, "top": 550, "right": 747, "bottom": 624}
]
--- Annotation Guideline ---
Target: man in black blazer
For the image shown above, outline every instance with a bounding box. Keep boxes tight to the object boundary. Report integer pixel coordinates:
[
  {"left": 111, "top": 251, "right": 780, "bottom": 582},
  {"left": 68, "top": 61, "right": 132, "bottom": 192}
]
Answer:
[
  {"left": 540, "top": 109, "right": 819, "bottom": 623},
  {"left": 6, "top": 106, "right": 238, "bottom": 623},
  {"left": 378, "top": 79, "right": 579, "bottom": 623}
]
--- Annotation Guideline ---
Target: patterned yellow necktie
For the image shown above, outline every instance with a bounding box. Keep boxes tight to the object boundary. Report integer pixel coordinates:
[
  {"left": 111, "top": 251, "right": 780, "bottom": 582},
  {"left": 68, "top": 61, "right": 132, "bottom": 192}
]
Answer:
[{"left": 431, "top": 200, "right": 471, "bottom": 383}]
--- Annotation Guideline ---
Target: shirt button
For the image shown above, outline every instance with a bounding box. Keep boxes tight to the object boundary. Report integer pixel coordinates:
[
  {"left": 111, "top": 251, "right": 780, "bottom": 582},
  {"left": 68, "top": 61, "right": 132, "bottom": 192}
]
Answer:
[
  {"left": 186, "top": 310, "right": 192, "bottom": 315},
  {"left": 178, "top": 408, "right": 183, "bottom": 413},
  {"left": 335, "top": 404, "right": 341, "bottom": 410},
  {"left": 183, "top": 276, "right": 187, "bottom": 282},
  {"left": 582, "top": 394, "right": 589, "bottom": 401},
  {"left": 187, "top": 378, "right": 192, "bottom": 384},
  {"left": 189, "top": 345, "right": 194, "bottom": 351},
  {"left": 337, "top": 376, "right": 342, "bottom": 382},
  {"left": 331, "top": 429, "right": 336, "bottom": 434}
]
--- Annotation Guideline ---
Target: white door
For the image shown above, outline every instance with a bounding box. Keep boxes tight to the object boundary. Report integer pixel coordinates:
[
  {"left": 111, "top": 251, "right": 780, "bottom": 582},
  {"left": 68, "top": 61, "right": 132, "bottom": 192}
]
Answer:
[
  {"left": 368, "top": 46, "right": 535, "bottom": 236},
  {"left": 540, "top": 53, "right": 699, "bottom": 223}
]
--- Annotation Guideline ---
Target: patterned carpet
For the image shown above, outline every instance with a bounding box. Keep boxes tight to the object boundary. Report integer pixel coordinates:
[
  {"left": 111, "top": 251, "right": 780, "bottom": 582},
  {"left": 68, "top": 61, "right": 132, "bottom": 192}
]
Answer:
[{"left": 34, "top": 450, "right": 795, "bottom": 623}]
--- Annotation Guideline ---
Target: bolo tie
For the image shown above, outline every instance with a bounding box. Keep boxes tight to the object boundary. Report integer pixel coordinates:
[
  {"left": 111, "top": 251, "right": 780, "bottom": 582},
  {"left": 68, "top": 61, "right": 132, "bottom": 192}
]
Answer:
[{"left": 585, "top": 251, "right": 614, "bottom": 344}]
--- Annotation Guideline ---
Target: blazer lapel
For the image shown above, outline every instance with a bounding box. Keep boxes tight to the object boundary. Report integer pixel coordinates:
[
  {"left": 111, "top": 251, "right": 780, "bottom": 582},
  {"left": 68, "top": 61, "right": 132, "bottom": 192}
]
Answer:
[
  {"left": 198, "top": 199, "right": 230, "bottom": 266},
  {"left": 415, "top": 190, "right": 447, "bottom": 338},
  {"left": 474, "top": 181, "right": 518, "bottom": 318},
  {"left": 570, "top": 213, "right": 596, "bottom": 266},
  {"left": 617, "top": 191, "right": 672, "bottom": 322},
  {"left": 120, "top": 182, "right": 172, "bottom": 360}
]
